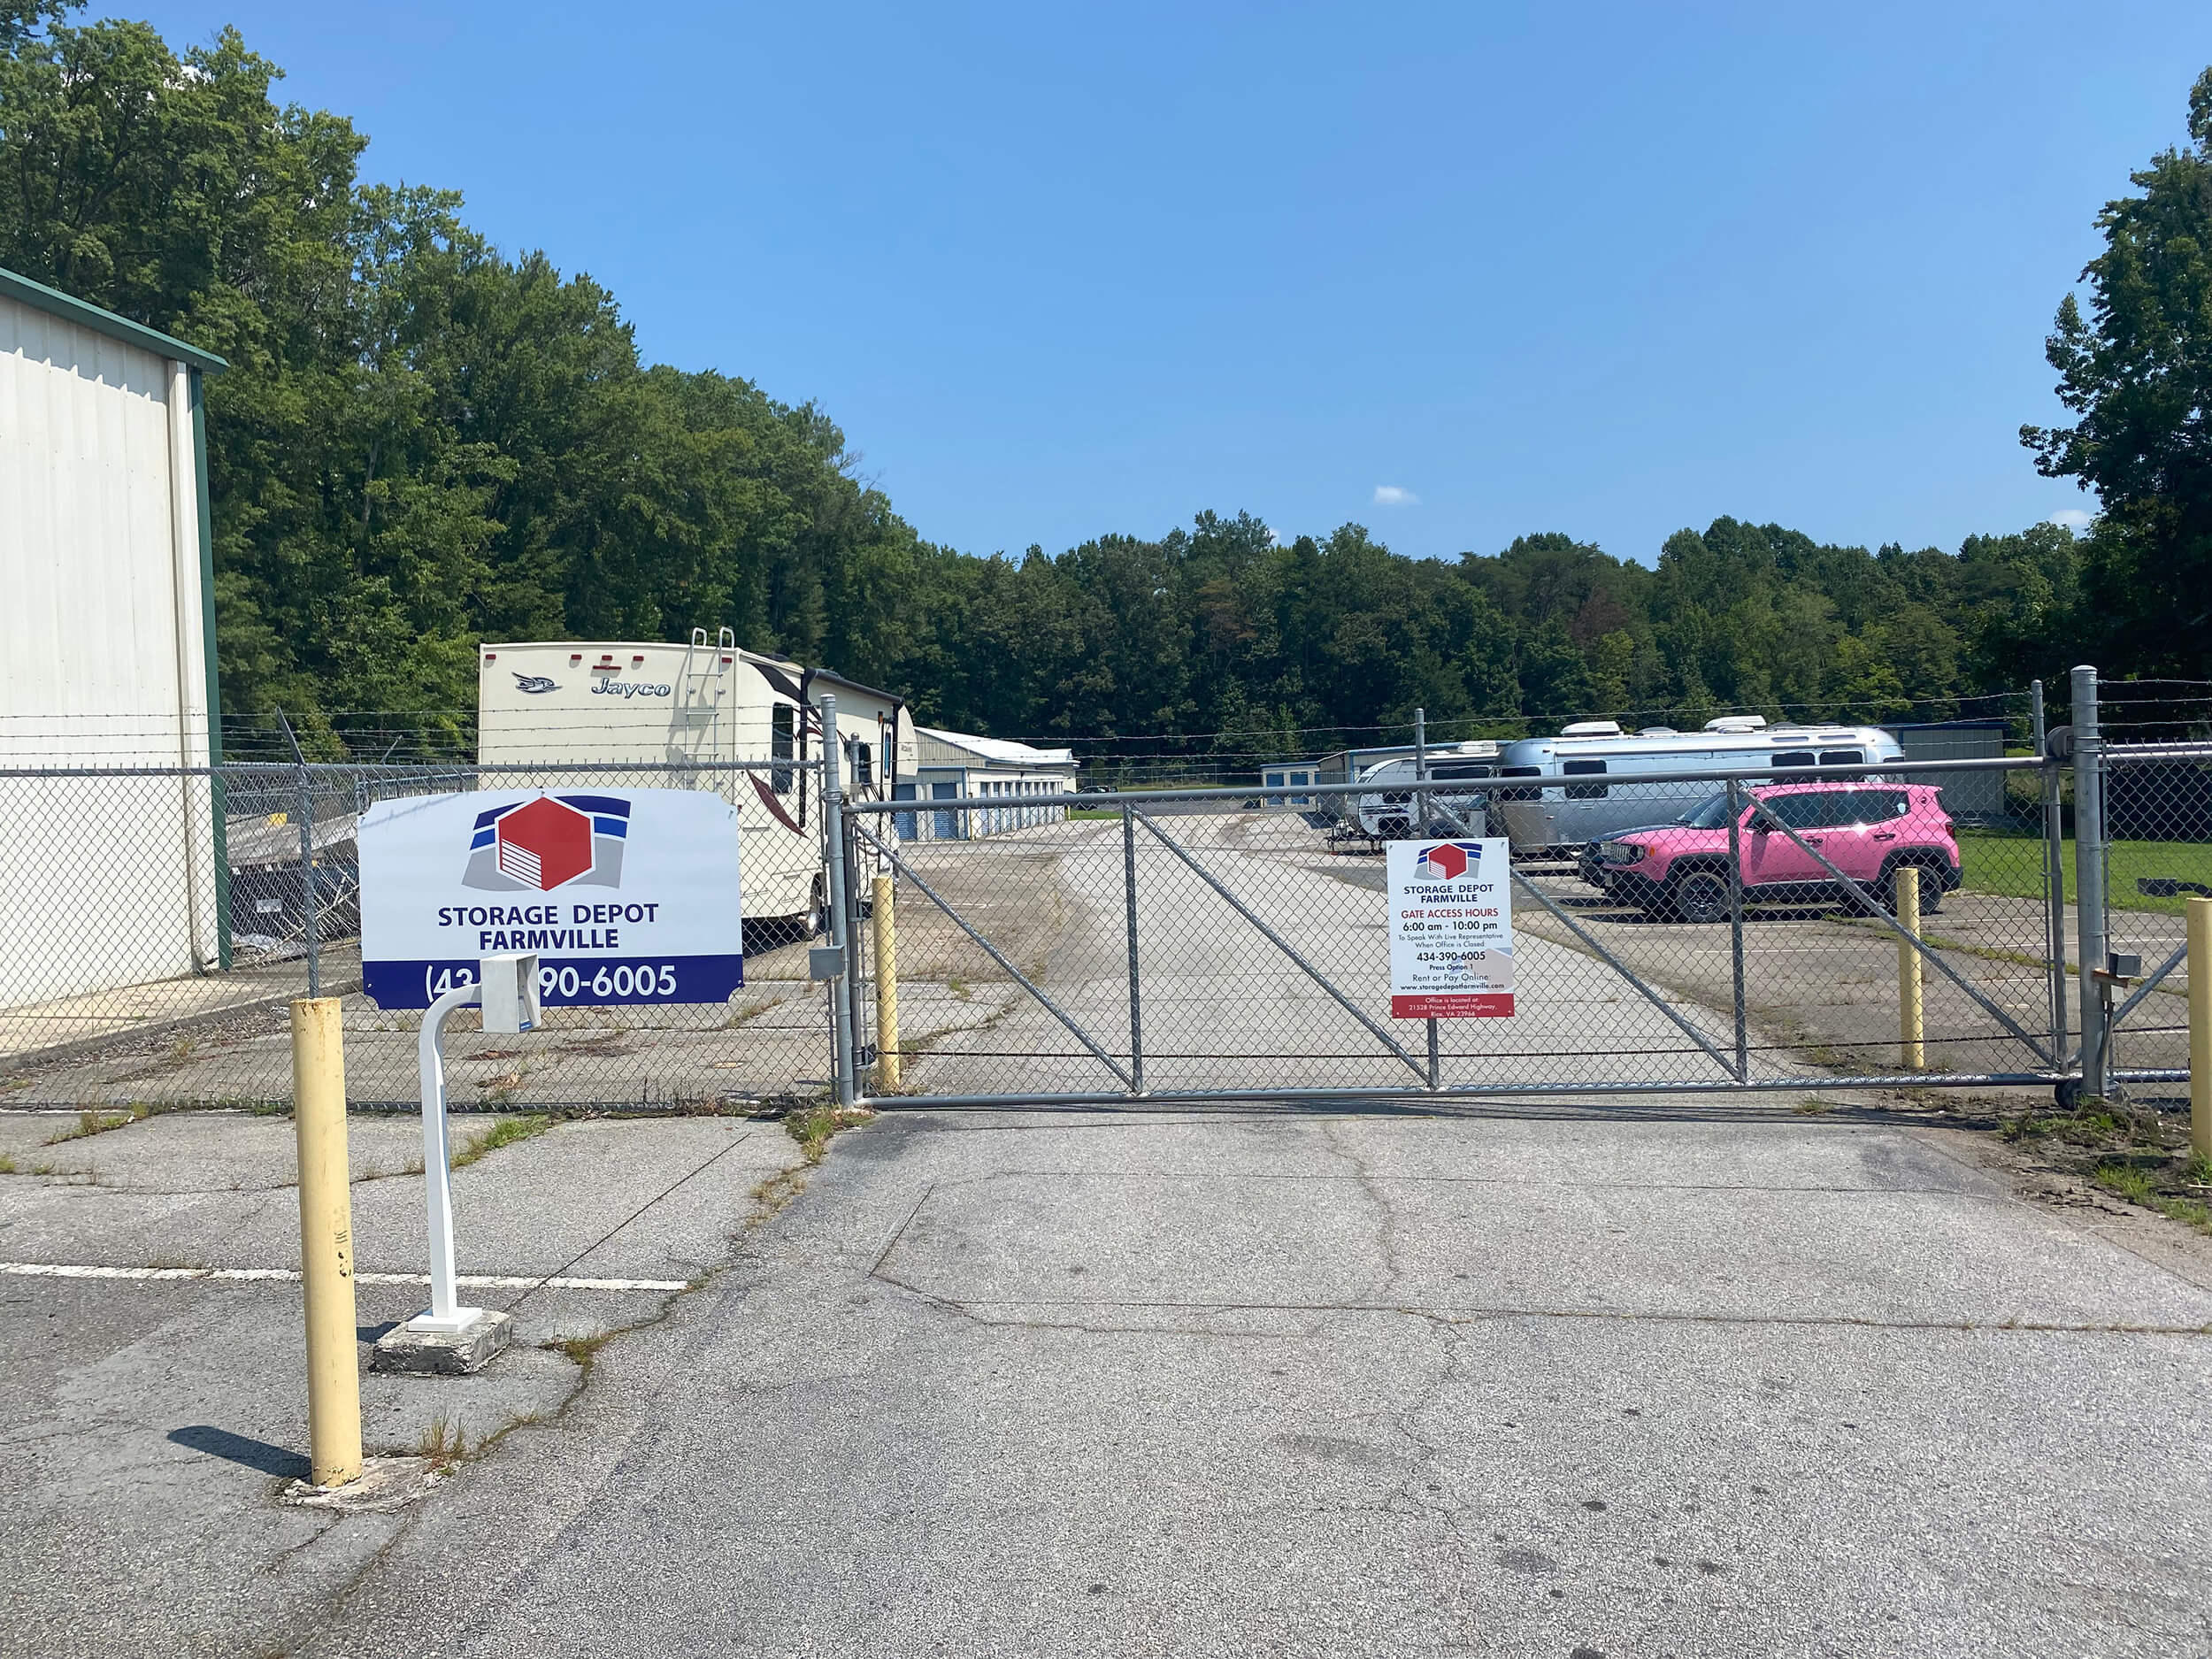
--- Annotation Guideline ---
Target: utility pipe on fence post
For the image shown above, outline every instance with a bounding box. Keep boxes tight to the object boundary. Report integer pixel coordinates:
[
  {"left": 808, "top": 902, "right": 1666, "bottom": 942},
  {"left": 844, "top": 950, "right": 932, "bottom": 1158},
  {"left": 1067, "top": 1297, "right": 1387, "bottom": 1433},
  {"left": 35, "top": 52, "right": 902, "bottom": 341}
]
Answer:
[
  {"left": 1897, "top": 867, "right": 1924, "bottom": 1071},
  {"left": 291, "top": 997, "right": 360, "bottom": 1489},
  {"left": 1726, "top": 780, "right": 1748, "bottom": 1080},
  {"left": 870, "top": 873, "right": 900, "bottom": 1093},
  {"left": 1122, "top": 804, "right": 1145, "bottom": 1095},
  {"left": 2071, "top": 664, "right": 2108, "bottom": 1100},
  {"left": 821, "top": 695, "right": 857, "bottom": 1109},
  {"left": 1414, "top": 707, "right": 1440, "bottom": 1089},
  {"left": 2032, "top": 679, "right": 2069, "bottom": 1058},
  {"left": 2191, "top": 896, "right": 2211, "bottom": 1160}
]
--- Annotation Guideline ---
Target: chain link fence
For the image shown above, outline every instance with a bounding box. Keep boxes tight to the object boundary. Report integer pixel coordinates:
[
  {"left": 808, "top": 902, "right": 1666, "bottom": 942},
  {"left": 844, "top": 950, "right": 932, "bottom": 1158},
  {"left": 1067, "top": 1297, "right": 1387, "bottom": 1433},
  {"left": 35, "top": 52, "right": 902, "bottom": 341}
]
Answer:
[
  {"left": 4, "top": 677, "right": 2207, "bottom": 1115},
  {"left": 835, "top": 752, "right": 2082, "bottom": 1103},
  {"left": 0, "top": 759, "right": 833, "bottom": 1110}
]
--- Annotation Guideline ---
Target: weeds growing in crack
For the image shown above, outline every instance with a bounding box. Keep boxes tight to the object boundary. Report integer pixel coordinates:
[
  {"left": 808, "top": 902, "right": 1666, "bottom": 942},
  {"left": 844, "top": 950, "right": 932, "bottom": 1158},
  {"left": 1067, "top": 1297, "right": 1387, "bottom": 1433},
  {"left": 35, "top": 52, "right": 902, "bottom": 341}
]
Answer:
[
  {"left": 450, "top": 1114, "right": 552, "bottom": 1170},
  {"left": 44, "top": 1105, "right": 150, "bottom": 1145},
  {"left": 784, "top": 1103, "right": 872, "bottom": 1164},
  {"left": 415, "top": 1414, "right": 466, "bottom": 1471}
]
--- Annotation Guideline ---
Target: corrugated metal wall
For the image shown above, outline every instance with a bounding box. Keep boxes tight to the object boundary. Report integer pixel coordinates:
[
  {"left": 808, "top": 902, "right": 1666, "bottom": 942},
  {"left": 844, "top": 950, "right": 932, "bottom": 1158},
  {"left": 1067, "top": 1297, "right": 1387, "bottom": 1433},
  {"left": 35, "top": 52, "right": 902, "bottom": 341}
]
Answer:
[{"left": 0, "top": 292, "right": 220, "bottom": 1008}]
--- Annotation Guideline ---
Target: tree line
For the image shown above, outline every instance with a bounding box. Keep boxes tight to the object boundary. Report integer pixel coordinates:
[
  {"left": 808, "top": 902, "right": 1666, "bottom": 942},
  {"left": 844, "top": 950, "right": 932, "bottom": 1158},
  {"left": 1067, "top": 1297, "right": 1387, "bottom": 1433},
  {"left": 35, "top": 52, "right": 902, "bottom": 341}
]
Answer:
[{"left": 3, "top": 6, "right": 2204, "bottom": 767}]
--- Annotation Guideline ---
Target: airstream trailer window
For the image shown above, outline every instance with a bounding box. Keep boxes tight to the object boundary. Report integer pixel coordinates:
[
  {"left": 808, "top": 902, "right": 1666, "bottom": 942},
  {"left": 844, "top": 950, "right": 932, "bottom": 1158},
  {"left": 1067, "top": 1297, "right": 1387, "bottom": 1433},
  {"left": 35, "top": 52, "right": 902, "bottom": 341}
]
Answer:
[
  {"left": 1818, "top": 749, "right": 1863, "bottom": 768},
  {"left": 1562, "top": 759, "right": 1608, "bottom": 799},
  {"left": 772, "top": 704, "right": 796, "bottom": 794},
  {"left": 1772, "top": 750, "right": 1816, "bottom": 770},
  {"left": 1432, "top": 761, "right": 1494, "bottom": 780},
  {"left": 1495, "top": 766, "right": 1542, "bottom": 802}
]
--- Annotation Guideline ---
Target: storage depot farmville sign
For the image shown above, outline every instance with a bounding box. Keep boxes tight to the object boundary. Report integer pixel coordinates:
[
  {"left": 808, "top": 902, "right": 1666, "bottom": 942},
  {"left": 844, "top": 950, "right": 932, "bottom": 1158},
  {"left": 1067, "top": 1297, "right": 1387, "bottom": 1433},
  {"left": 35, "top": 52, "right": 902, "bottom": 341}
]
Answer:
[
  {"left": 1386, "top": 838, "right": 1516, "bottom": 1018},
  {"left": 360, "top": 790, "right": 744, "bottom": 1009}
]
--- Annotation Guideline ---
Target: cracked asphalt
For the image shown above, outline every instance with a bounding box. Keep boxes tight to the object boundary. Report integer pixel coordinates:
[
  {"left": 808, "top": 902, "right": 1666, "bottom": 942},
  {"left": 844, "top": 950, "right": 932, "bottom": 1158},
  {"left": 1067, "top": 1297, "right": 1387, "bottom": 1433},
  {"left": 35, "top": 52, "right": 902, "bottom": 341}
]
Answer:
[
  {"left": 0, "top": 1109, "right": 810, "bottom": 1659},
  {"left": 297, "top": 1103, "right": 2212, "bottom": 1659}
]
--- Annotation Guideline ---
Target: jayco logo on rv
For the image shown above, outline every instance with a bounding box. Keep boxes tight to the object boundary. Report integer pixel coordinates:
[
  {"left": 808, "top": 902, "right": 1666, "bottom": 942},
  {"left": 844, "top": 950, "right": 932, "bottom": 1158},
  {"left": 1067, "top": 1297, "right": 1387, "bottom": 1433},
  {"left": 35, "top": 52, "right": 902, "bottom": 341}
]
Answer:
[
  {"left": 465, "top": 795, "right": 630, "bottom": 891},
  {"left": 590, "top": 679, "right": 672, "bottom": 699}
]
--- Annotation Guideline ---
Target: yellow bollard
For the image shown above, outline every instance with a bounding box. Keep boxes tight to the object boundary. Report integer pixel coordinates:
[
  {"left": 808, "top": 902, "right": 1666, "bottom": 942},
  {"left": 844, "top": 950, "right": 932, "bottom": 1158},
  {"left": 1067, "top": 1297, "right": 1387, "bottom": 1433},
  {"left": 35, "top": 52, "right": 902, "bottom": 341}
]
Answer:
[
  {"left": 1897, "top": 868, "right": 1924, "bottom": 1071},
  {"left": 2191, "top": 897, "right": 2211, "bottom": 1161},
  {"left": 871, "top": 873, "right": 901, "bottom": 1093},
  {"left": 291, "top": 998, "right": 362, "bottom": 1488}
]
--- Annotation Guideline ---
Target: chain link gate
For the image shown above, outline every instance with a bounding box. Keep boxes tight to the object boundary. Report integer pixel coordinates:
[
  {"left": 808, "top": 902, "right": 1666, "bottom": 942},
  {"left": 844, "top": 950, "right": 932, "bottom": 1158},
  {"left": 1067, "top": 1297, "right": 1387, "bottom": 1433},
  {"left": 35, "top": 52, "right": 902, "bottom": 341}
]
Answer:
[{"left": 832, "top": 749, "right": 2099, "bottom": 1109}]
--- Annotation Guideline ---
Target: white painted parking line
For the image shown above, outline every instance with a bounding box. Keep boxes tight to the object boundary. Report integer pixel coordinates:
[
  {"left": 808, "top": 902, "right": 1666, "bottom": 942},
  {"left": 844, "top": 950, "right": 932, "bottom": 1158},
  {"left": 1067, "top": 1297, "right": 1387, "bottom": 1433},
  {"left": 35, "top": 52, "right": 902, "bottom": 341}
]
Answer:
[{"left": 0, "top": 1262, "right": 688, "bottom": 1292}]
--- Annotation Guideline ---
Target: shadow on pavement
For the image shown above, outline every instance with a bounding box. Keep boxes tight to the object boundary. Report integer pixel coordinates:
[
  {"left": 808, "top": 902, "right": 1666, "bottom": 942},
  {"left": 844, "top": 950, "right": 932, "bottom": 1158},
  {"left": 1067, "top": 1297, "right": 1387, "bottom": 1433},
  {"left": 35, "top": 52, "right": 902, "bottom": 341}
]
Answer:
[{"left": 167, "top": 1425, "right": 310, "bottom": 1480}]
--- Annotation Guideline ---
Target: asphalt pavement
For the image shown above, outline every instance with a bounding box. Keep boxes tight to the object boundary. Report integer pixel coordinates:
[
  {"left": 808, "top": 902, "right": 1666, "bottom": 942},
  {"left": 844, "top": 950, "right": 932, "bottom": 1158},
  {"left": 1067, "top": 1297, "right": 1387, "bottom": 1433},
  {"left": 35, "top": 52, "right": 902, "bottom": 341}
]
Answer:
[{"left": 299, "top": 1103, "right": 2212, "bottom": 1659}]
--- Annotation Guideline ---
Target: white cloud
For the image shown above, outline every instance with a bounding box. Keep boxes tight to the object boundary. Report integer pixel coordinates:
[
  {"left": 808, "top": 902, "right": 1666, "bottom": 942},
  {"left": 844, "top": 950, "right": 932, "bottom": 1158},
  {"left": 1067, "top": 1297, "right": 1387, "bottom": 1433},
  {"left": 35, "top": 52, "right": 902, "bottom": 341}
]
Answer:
[
  {"left": 2047, "top": 508, "right": 2092, "bottom": 531},
  {"left": 1372, "top": 485, "right": 1419, "bottom": 507}
]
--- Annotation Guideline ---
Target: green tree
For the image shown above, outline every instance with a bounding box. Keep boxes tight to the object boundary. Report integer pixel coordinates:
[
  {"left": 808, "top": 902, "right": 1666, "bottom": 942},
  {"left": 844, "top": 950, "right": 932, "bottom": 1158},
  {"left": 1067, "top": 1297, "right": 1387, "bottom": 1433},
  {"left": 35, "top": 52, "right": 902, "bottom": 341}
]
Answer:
[{"left": 2023, "top": 65, "right": 2212, "bottom": 676}]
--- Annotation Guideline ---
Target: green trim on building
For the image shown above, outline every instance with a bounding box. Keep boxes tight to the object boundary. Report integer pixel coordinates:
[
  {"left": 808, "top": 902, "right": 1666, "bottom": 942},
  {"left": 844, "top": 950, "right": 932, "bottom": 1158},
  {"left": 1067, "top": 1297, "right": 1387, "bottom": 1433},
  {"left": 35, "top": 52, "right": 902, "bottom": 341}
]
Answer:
[
  {"left": 0, "top": 265, "right": 227, "bottom": 373},
  {"left": 192, "top": 370, "right": 232, "bottom": 970}
]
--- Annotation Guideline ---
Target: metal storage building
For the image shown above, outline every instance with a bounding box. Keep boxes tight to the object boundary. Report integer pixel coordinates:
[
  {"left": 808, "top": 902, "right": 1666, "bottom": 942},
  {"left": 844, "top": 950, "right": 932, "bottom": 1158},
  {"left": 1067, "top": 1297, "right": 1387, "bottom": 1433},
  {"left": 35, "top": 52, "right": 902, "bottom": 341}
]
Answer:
[
  {"left": 1880, "top": 718, "right": 2011, "bottom": 825},
  {"left": 899, "top": 729, "right": 1079, "bottom": 840},
  {"left": 1, "top": 266, "right": 227, "bottom": 1010}
]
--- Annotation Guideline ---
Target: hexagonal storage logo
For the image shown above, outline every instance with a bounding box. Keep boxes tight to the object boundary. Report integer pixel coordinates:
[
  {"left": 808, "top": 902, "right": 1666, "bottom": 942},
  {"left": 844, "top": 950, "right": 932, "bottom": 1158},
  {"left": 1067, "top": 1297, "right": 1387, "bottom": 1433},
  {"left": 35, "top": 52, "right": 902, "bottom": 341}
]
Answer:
[
  {"left": 463, "top": 795, "right": 630, "bottom": 891},
  {"left": 1414, "top": 841, "right": 1484, "bottom": 880}
]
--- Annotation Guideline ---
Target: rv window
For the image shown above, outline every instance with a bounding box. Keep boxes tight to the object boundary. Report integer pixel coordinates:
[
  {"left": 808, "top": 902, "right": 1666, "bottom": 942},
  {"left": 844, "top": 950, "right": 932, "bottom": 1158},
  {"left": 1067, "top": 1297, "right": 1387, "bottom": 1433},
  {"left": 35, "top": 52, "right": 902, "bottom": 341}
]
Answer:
[
  {"left": 1771, "top": 750, "right": 1816, "bottom": 773},
  {"left": 1819, "top": 749, "right": 1863, "bottom": 768},
  {"left": 854, "top": 741, "right": 874, "bottom": 787},
  {"left": 1562, "top": 759, "right": 1608, "bottom": 800},
  {"left": 1494, "top": 765, "right": 1543, "bottom": 803},
  {"left": 772, "top": 704, "right": 796, "bottom": 795},
  {"left": 1432, "top": 762, "right": 1494, "bottom": 780}
]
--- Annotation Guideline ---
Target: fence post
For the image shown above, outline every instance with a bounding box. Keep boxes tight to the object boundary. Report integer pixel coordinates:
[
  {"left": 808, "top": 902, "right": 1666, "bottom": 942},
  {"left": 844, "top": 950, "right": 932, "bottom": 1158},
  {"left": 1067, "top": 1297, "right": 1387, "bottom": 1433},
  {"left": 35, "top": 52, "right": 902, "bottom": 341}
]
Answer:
[
  {"left": 1897, "top": 867, "right": 1924, "bottom": 1070},
  {"left": 1412, "top": 706, "right": 1429, "bottom": 836},
  {"left": 1413, "top": 707, "right": 1439, "bottom": 1086},
  {"left": 2191, "top": 896, "right": 2210, "bottom": 1160},
  {"left": 2033, "top": 679, "right": 2069, "bottom": 1063},
  {"left": 291, "top": 997, "right": 360, "bottom": 1488},
  {"left": 820, "top": 695, "right": 857, "bottom": 1109},
  {"left": 278, "top": 709, "right": 321, "bottom": 999},
  {"left": 1122, "top": 803, "right": 1145, "bottom": 1096},
  {"left": 1726, "top": 779, "right": 1748, "bottom": 1081},
  {"left": 870, "top": 873, "right": 901, "bottom": 1093},
  {"left": 2070, "top": 665, "right": 2108, "bottom": 1099}
]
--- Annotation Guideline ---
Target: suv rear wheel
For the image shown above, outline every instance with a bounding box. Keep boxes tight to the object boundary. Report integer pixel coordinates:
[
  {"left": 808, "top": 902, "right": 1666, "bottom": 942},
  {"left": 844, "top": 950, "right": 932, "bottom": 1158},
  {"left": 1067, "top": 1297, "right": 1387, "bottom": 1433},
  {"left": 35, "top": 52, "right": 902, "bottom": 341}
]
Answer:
[{"left": 1664, "top": 868, "right": 1731, "bottom": 925}]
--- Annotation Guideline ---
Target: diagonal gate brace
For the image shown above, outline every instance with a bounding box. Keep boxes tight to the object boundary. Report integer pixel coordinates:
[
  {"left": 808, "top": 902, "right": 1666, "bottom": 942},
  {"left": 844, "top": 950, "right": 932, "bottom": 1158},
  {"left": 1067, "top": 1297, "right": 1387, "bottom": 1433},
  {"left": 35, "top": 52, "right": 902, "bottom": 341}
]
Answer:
[
  {"left": 1509, "top": 871, "right": 1744, "bottom": 1080},
  {"left": 850, "top": 822, "right": 1134, "bottom": 1089},
  {"left": 1132, "top": 810, "right": 1429, "bottom": 1082},
  {"left": 1759, "top": 814, "right": 2054, "bottom": 1064}
]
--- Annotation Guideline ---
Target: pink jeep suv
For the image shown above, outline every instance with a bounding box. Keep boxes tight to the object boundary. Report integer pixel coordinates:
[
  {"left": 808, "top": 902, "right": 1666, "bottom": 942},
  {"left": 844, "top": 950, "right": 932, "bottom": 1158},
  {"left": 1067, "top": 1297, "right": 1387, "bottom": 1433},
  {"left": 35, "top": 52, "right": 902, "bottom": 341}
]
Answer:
[{"left": 1591, "top": 782, "right": 1961, "bottom": 923}]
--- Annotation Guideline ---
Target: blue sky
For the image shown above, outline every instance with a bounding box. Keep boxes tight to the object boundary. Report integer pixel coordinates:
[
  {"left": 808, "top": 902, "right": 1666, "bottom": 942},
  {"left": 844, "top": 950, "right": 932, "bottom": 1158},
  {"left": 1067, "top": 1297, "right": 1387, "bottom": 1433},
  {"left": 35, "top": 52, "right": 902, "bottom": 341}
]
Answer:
[{"left": 137, "top": 1, "right": 2212, "bottom": 566}]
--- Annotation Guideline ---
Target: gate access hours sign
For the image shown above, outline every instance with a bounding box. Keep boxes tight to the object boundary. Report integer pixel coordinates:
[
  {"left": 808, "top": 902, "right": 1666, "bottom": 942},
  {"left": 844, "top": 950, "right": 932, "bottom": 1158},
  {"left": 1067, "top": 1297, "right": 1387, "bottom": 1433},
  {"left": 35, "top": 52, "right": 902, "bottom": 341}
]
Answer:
[
  {"left": 360, "top": 789, "right": 744, "bottom": 1010},
  {"left": 1386, "top": 838, "right": 1515, "bottom": 1018}
]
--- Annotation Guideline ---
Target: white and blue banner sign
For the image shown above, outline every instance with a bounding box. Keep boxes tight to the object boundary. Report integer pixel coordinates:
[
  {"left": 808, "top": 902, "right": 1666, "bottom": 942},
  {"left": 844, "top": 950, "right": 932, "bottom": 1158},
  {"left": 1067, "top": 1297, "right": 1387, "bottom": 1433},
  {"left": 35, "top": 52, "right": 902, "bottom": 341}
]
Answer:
[{"left": 360, "top": 788, "right": 744, "bottom": 1009}]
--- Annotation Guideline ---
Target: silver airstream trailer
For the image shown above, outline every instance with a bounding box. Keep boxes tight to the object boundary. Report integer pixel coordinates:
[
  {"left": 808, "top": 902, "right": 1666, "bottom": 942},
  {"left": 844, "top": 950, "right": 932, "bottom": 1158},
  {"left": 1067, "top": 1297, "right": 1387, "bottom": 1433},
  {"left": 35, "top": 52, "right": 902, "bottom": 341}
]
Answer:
[{"left": 1491, "top": 718, "right": 1904, "bottom": 855}]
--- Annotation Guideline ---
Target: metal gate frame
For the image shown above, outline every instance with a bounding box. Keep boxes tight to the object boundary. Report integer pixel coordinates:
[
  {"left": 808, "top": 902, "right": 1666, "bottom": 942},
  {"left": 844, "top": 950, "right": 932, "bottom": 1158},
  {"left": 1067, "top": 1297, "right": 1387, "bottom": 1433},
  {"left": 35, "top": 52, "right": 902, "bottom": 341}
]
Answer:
[{"left": 826, "top": 749, "right": 2106, "bottom": 1110}]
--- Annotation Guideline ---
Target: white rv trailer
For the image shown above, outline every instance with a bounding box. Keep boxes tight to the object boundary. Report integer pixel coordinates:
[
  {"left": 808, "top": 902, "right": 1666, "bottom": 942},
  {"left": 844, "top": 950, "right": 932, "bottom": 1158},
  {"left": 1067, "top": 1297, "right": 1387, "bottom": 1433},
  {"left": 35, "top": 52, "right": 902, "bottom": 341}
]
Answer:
[
  {"left": 1492, "top": 718, "right": 1904, "bottom": 854},
  {"left": 803, "top": 667, "right": 918, "bottom": 822},
  {"left": 1353, "top": 741, "right": 1501, "bottom": 839},
  {"left": 478, "top": 631, "right": 826, "bottom": 933}
]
